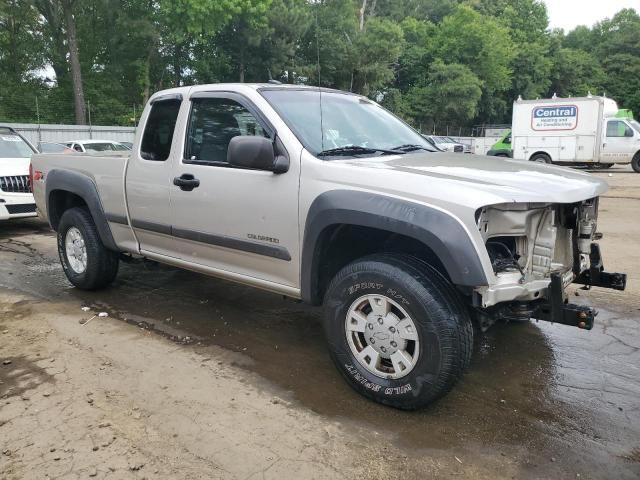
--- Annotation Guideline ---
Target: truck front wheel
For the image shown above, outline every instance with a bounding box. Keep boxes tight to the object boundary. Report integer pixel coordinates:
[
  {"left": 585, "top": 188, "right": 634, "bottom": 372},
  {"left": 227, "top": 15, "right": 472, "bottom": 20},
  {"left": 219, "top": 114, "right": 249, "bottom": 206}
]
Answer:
[
  {"left": 632, "top": 153, "right": 640, "bottom": 173},
  {"left": 57, "top": 207, "right": 119, "bottom": 290},
  {"left": 323, "top": 254, "right": 473, "bottom": 410}
]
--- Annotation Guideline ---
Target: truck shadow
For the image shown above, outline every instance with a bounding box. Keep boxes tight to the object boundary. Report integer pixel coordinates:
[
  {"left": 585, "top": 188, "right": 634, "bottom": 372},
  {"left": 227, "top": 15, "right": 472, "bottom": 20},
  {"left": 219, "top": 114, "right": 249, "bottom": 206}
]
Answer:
[{"left": 66, "top": 262, "right": 586, "bottom": 452}]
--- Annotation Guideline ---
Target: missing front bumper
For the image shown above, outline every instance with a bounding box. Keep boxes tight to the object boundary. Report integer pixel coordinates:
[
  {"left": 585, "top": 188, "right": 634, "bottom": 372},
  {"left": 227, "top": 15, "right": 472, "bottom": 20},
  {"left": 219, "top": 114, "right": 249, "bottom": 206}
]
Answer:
[
  {"left": 534, "top": 273, "right": 597, "bottom": 330},
  {"left": 574, "top": 243, "right": 627, "bottom": 291}
]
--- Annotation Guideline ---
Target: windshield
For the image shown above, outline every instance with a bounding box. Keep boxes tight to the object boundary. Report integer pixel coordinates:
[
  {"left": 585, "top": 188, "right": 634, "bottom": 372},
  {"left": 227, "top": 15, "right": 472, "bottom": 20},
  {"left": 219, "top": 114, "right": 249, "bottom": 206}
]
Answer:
[
  {"left": 260, "top": 89, "right": 437, "bottom": 156},
  {"left": 113, "top": 143, "right": 129, "bottom": 151},
  {"left": 630, "top": 120, "right": 640, "bottom": 134},
  {"left": 0, "top": 133, "right": 35, "bottom": 158}
]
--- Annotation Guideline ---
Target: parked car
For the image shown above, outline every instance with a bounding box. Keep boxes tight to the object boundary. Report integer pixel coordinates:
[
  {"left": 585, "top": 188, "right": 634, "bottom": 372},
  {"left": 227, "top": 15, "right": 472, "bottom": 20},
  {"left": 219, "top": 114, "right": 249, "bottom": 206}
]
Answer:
[
  {"left": 444, "top": 136, "right": 472, "bottom": 154},
  {"left": 65, "top": 140, "right": 130, "bottom": 153},
  {"left": 0, "top": 126, "right": 38, "bottom": 220},
  {"left": 510, "top": 95, "right": 640, "bottom": 172},
  {"left": 31, "top": 84, "right": 626, "bottom": 410},
  {"left": 38, "top": 142, "right": 75, "bottom": 154},
  {"left": 422, "top": 135, "right": 445, "bottom": 152},
  {"left": 424, "top": 135, "right": 464, "bottom": 153}
]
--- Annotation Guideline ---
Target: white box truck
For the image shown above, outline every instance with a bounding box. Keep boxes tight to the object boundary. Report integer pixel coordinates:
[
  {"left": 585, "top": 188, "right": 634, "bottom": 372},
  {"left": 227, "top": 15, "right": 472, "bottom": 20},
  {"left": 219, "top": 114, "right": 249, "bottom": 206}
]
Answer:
[{"left": 511, "top": 95, "right": 640, "bottom": 172}]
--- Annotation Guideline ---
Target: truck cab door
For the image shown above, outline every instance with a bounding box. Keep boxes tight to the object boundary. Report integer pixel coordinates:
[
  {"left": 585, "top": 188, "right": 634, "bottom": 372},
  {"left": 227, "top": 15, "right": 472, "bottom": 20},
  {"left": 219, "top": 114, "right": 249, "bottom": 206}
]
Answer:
[
  {"left": 601, "top": 120, "right": 637, "bottom": 163},
  {"left": 168, "top": 92, "right": 300, "bottom": 289},
  {"left": 125, "top": 96, "right": 182, "bottom": 257}
]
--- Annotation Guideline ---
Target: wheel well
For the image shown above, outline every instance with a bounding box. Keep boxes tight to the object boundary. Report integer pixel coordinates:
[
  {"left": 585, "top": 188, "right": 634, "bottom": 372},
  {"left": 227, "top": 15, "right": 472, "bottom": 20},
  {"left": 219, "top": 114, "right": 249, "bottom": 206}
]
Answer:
[
  {"left": 529, "top": 151, "right": 551, "bottom": 161},
  {"left": 309, "top": 224, "right": 450, "bottom": 305},
  {"left": 48, "top": 190, "right": 87, "bottom": 230}
]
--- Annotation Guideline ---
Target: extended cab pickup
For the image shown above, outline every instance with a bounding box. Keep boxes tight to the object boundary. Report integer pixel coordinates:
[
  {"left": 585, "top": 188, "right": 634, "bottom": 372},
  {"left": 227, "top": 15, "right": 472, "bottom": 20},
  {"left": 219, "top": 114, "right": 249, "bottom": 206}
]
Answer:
[{"left": 31, "top": 84, "right": 627, "bottom": 409}]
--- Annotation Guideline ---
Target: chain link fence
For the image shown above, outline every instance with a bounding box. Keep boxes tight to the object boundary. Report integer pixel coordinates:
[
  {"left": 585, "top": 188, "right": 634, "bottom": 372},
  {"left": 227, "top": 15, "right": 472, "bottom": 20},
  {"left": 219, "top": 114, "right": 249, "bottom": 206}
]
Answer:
[{"left": 0, "top": 92, "right": 143, "bottom": 127}]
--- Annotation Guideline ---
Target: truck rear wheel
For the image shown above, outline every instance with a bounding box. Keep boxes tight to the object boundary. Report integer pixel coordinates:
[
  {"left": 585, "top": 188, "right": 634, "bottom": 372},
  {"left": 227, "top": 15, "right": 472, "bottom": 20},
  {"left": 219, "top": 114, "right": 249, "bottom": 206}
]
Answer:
[
  {"left": 632, "top": 153, "right": 640, "bottom": 173},
  {"left": 530, "top": 153, "right": 551, "bottom": 164},
  {"left": 323, "top": 254, "right": 473, "bottom": 410},
  {"left": 57, "top": 207, "right": 119, "bottom": 290}
]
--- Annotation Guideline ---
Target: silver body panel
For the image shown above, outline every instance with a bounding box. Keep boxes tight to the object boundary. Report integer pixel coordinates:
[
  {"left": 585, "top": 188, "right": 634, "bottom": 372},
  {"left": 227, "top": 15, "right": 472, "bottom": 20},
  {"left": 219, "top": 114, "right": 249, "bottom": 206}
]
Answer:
[{"left": 31, "top": 84, "right": 609, "bottom": 306}]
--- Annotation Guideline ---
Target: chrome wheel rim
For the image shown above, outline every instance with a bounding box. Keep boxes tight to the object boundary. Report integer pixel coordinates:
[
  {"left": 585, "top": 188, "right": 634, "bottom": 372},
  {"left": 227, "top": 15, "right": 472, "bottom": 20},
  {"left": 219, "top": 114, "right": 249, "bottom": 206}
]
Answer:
[
  {"left": 65, "top": 227, "right": 87, "bottom": 274},
  {"left": 345, "top": 294, "right": 420, "bottom": 379}
]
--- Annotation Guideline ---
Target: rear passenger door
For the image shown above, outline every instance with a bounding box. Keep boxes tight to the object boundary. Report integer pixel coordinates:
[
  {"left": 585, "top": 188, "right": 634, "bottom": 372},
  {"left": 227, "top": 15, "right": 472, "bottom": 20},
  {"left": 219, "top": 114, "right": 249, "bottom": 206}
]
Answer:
[
  {"left": 125, "top": 95, "right": 182, "bottom": 257},
  {"left": 169, "top": 92, "right": 300, "bottom": 288}
]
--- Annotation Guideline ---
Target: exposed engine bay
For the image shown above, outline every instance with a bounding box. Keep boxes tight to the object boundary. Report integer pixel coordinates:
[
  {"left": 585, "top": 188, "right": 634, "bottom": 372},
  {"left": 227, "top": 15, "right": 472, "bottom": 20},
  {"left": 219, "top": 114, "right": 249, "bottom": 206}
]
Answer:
[
  {"left": 473, "top": 199, "right": 626, "bottom": 330},
  {"left": 477, "top": 199, "right": 599, "bottom": 283}
]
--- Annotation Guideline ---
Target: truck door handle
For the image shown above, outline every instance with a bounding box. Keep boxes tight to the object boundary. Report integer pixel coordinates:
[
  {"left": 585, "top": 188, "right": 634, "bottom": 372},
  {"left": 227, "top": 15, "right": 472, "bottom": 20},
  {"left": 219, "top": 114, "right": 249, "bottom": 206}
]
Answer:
[{"left": 173, "top": 173, "right": 200, "bottom": 191}]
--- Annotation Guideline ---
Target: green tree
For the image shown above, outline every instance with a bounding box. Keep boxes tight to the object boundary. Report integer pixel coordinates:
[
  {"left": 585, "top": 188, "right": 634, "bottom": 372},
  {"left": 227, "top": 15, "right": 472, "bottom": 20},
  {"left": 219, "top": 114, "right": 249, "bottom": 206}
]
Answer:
[
  {"left": 549, "top": 48, "right": 605, "bottom": 97},
  {"left": 405, "top": 60, "right": 483, "bottom": 128},
  {"left": 433, "top": 5, "right": 516, "bottom": 121}
]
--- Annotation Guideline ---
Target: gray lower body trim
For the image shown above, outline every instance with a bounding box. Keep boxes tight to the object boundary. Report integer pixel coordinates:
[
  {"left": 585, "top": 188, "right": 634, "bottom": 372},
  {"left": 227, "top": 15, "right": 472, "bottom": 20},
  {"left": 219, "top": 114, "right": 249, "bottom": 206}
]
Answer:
[
  {"left": 131, "top": 220, "right": 291, "bottom": 261},
  {"left": 106, "top": 213, "right": 129, "bottom": 225},
  {"left": 131, "top": 219, "right": 172, "bottom": 236},
  {"left": 172, "top": 227, "right": 291, "bottom": 261}
]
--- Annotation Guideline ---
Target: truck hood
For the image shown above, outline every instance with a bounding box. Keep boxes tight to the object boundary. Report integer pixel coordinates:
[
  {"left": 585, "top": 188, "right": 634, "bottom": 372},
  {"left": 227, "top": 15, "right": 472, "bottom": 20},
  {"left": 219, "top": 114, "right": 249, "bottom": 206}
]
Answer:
[
  {"left": 0, "top": 157, "right": 31, "bottom": 177},
  {"left": 336, "top": 153, "right": 609, "bottom": 209}
]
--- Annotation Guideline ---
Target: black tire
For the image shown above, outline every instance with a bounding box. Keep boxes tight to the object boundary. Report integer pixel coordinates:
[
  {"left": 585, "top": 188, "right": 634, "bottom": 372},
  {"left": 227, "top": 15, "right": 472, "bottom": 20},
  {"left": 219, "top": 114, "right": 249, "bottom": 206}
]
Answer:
[
  {"left": 323, "top": 254, "right": 473, "bottom": 410},
  {"left": 632, "top": 153, "right": 640, "bottom": 174},
  {"left": 57, "top": 207, "right": 119, "bottom": 290},
  {"left": 530, "top": 153, "right": 551, "bottom": 164}
]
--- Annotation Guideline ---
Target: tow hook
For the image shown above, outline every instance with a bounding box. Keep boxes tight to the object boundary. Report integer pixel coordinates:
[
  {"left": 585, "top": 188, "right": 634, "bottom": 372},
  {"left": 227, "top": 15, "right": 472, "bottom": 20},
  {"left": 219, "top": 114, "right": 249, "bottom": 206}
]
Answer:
[
  {"left": 574, "top": 243, "right": 627, "bottom": 291},
  {"left": 535, "top": 273, "right": 597, "bottom": 330}
]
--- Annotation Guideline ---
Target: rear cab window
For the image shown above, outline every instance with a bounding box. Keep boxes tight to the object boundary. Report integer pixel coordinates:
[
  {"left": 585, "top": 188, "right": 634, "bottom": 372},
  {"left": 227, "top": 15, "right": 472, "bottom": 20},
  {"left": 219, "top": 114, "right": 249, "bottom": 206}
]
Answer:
[{"left": 140, "top": 99, "right": 182, "bottom": 161}]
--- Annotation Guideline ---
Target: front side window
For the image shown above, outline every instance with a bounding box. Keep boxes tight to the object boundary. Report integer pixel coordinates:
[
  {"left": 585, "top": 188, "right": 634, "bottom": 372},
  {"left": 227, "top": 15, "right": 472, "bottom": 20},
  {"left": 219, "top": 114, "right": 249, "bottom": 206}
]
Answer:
[
  {"left": 185, "top": 97, "right": 269, "bottom": 165},
  {"left": 260, "top": 89, "right": 437, "bottom": 157},
  {"left": 140, "top": 99, "right": 181, "bottom": 161},
  {"left": 0, "top": 132, "right": 35, "bottom": 159},
  {"left": 606, "top": 120, "right": 632, "bottom": 138}
]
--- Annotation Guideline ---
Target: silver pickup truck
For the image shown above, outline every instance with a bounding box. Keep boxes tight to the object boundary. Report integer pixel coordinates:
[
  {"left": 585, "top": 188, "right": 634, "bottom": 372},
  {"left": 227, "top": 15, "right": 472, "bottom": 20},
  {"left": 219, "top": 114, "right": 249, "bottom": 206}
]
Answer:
[{"left": 31, "top": 84, "right": 626, "bottom": 409}]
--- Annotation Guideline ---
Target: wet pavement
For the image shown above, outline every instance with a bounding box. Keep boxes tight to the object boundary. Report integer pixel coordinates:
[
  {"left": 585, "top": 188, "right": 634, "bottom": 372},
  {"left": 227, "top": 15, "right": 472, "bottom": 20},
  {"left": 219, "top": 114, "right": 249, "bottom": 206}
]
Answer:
[
  {"left": 1, "top": 218, "right": 639, "bottom": 479},
  {"left": 1, "top": 168, "right": 639, "bottom": 479}
]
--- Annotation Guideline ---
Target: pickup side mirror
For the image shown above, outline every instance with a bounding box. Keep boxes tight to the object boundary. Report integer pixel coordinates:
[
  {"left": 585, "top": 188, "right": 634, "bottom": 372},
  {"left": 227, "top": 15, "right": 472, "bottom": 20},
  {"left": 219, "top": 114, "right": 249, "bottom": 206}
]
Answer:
[{"left": 227, "top": 136, "right": 289, "bottom": 174}]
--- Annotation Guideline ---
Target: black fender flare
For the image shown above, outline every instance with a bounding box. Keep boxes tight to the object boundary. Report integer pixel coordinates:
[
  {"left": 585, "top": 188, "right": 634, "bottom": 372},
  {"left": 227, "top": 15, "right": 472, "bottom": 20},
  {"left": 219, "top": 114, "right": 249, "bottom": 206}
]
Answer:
[
  {"left": 301, "top": 190, "right": 488, "bottom": 304},
  {"left": 45, "top": 169, "right": 119, "bottom": 251}
]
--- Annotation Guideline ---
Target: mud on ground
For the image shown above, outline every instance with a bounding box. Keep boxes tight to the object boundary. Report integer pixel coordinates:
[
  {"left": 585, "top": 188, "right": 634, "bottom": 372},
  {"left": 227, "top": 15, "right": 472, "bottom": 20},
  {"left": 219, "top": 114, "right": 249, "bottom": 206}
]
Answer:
[{"left": 1, "top": 167, "right": 639, "bottom": 479}]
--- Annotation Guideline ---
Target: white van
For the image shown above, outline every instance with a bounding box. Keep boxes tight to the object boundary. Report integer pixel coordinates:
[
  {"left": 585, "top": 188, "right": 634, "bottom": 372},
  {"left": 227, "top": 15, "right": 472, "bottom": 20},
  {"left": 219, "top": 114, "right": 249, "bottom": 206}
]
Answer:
[
  {"left": 511, "top": 96, "right": 640, "bottom": 172},
  {"left": 0, "top": 127, "right": 38, "bottom": 220}
]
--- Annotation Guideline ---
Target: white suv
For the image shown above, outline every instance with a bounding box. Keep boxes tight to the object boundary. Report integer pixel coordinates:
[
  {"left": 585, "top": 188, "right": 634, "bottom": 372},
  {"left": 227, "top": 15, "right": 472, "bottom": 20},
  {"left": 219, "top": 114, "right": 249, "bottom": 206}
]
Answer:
[{"left": 0, "top": 127, "right": 37, "bottom": 220}]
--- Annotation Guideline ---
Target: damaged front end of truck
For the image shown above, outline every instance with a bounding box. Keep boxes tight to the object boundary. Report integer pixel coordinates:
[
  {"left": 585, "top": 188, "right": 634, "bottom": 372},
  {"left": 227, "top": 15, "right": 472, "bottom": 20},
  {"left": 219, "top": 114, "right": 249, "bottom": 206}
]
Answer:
[{"left": 473, "top": 198, "right": 626, "bottom": 331}]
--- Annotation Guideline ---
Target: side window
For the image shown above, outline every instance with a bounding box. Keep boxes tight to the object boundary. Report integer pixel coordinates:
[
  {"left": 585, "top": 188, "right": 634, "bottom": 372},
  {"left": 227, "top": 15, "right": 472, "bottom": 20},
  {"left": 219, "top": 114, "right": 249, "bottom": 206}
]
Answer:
[
  {"left": 504, "top": 134, "right": 512, "bottom": 145},
  {"left": 73, "top": 144, "right": 82, "bottom": 152},
  {"left": 140, "top": 99, "right": 181, "bottom": 161},
  {"left": 606, "top": 120, "right": 629, "bottom": 138},
  {"left": 185, "top": 97, "right": 269, "bottom": 165}
]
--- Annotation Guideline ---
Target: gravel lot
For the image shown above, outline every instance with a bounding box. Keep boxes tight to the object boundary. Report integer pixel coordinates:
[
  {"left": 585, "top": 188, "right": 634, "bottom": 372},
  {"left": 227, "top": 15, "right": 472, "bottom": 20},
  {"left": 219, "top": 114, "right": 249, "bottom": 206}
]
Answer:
[{"left": 1, "top": 166, "right": 639, "bottom": 480}]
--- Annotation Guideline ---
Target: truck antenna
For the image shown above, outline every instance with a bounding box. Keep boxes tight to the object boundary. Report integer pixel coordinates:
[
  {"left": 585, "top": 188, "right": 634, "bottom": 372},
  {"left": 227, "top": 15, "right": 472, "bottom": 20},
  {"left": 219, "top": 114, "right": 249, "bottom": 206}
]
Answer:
[{"left": 315, "top": 7, "right": 325, "bottom": 153}]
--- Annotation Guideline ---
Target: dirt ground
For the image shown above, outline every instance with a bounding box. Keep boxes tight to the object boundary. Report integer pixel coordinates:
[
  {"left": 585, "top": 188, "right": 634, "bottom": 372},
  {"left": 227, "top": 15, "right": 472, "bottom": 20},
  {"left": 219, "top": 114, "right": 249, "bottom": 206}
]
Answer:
[{"left": 1, "top": 166, "right": 639, "bottom": 480}]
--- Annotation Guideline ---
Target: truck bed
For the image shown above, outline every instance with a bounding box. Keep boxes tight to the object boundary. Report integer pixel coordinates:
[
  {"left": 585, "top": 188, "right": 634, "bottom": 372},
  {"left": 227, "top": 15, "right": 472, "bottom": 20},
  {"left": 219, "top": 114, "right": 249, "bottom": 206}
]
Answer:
[{"left": 31, "top": 152, "right": 129, "bottom": 229}]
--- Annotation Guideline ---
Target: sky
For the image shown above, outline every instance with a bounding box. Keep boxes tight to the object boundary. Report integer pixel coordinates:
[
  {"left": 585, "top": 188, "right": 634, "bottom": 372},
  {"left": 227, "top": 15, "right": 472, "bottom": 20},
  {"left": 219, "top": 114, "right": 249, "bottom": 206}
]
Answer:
[{"left": 543, "top": 0, "right": 640, "bottom": 31}]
